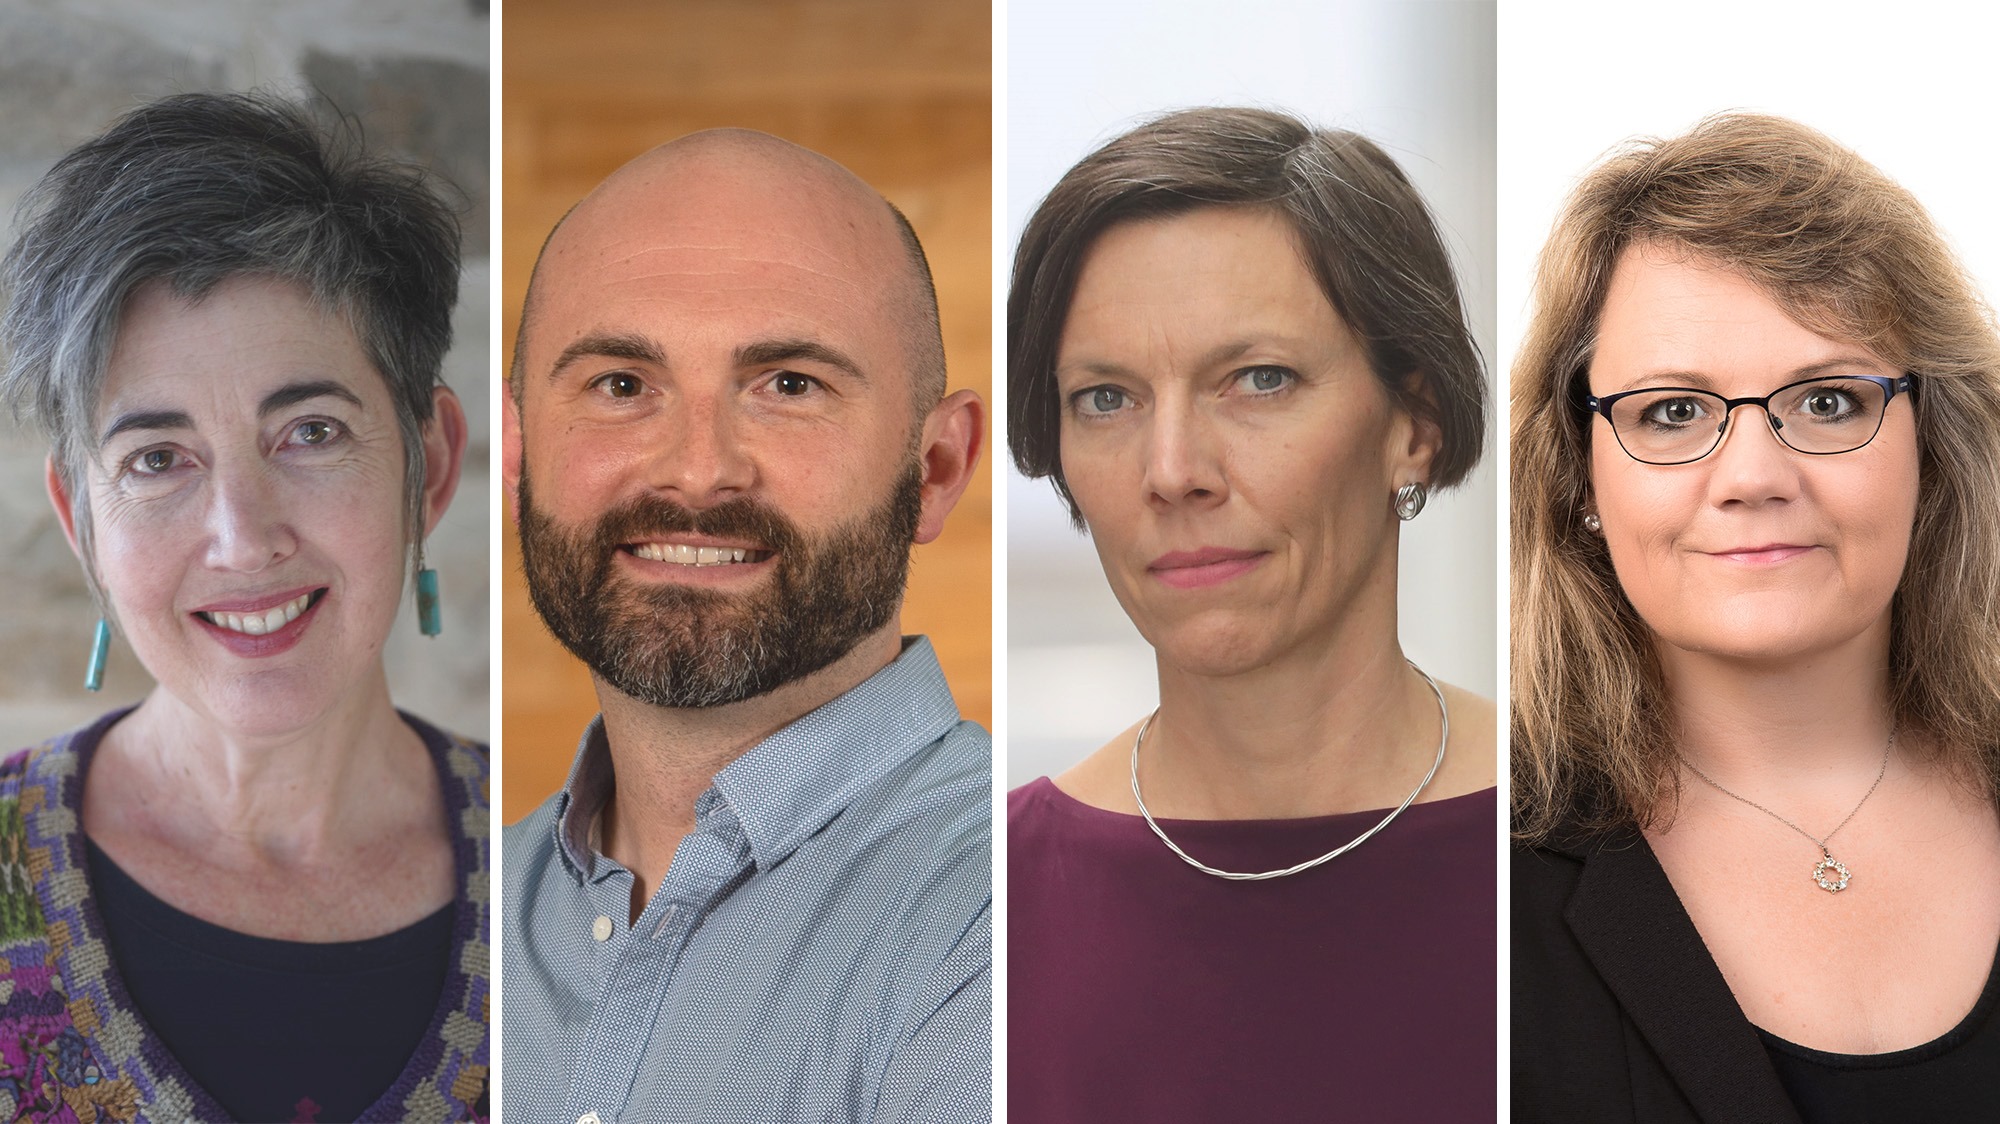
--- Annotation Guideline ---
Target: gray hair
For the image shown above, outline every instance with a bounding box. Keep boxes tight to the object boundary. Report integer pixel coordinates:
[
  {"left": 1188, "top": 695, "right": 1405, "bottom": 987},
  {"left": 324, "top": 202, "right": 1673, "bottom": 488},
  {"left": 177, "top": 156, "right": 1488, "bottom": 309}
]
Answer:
[
  {"left": 0, "top": 91, "right": 461, "bottom": 595},
  {"left": 1008, "top": 106, "right": 1486, "bottom": 524}
]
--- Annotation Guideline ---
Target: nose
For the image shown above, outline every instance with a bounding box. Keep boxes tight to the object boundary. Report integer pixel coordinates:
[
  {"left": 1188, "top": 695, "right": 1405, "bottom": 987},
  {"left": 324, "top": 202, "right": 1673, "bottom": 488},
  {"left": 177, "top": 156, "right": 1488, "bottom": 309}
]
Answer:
[
  {"left": 1705, "top": 402, "right": 1801, "bottom": 506},
  {"left": 1142, "top": 397, "right": 1227, "bottom": 511},
  {"left": 647, "top": 389, "right": 754, "bottom": 507},
  {"left": 205, "top": 460, "right": 297, "bottom": 572}
]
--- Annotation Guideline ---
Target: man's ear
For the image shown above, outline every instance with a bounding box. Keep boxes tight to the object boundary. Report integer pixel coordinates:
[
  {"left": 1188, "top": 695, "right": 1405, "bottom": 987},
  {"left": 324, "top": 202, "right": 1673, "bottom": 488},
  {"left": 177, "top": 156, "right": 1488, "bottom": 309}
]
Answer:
[
  {"left": 46, "top": 455, "right": 83, "bottom": 558},
  {"left": 502, "top": 385, "right": 523, "bottom": 525},
  {"left": 914, "top": 389, "right": 984, "bottom": 544}
]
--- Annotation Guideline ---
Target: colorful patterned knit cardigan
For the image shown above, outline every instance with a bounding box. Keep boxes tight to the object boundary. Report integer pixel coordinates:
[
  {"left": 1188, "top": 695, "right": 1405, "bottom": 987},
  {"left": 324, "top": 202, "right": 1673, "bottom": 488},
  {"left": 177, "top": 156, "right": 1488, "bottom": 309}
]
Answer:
[{"left": 0, "top": 712, "right": 490, "bottom": 1123}]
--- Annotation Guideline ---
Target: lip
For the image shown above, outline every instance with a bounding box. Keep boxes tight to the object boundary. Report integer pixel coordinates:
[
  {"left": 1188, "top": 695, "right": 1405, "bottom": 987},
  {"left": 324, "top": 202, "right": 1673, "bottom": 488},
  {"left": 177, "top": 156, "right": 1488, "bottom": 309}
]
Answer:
[
  {"left": 1147, "top": 547, "right": 1268, "bottom": 590},
  {"left": 190, "top": 587, "right": 327, "bottom": 658},
  {"left": 617, "top": 540, "right": 777, "bottom": 585},
  {"left": 1701, "top": 543, "right": 1818, "bottom": 565}
]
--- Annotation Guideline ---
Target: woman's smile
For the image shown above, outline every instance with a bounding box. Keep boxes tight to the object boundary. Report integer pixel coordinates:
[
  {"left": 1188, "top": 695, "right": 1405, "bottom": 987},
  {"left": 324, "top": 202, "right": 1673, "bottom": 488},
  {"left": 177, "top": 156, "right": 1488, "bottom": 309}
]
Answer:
[{"left": 77, "top": 276, "right": 418, "bottom": 737}]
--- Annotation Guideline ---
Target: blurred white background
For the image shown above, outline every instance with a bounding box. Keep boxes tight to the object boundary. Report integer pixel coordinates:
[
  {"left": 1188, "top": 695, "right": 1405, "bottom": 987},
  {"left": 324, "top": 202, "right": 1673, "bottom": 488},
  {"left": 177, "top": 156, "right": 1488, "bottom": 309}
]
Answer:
[
  {"left": 1500, "top": 3, "right": 2000, "bottom": 407},
  {"left": 1005, "top": 0, "right": 1498, "bottom": 786}
]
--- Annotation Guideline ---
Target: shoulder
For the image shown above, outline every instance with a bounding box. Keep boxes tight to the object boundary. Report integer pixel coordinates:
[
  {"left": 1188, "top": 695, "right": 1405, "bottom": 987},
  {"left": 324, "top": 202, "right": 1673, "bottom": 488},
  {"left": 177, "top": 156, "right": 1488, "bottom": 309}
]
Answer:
[
  {"left": 400, "top": 712, "right": 488, "bottom": 787},
  {"left": 501, "top": 788, "right": 565, "bottom": 894},
  {"left": 863, "top": 718, "right": 991, "bottom": 857},
  {"left": 0, "top": 712, "right": 120, "bottom": 805}
]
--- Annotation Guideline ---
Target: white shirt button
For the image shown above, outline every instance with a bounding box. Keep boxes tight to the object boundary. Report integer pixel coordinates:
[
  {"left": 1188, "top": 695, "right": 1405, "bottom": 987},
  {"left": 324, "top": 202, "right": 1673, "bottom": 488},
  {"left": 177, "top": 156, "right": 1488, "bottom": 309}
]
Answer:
[
  {"left": 591, "top": 915, "right": 614, "bottom": 942},
  {"left": 579, "top": 1113, "right": 602, "bottom": 1124}
]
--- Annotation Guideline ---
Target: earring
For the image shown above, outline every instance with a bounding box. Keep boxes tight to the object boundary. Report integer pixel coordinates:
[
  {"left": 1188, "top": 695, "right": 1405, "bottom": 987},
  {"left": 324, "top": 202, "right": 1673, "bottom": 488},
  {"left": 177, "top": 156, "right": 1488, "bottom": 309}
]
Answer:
[
  {"left": 1582, "top": 512, "right": 1603, "bottom": 534},
  {"left": 1393, "top": 481, "right": 1428, "bottom": 521},
  {"left": 417, "top": 566, "right": 442, "bottom": 637},
  {"left": 84, "top": 619, "right": 110, "bottom": 692}
]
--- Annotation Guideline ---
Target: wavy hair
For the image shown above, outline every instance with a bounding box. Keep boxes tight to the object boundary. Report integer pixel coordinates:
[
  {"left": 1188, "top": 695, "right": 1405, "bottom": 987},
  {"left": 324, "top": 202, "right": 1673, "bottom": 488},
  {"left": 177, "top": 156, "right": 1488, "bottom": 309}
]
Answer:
[{"left": 1512, "top": 113, "right": 2000, "bottom": 841}]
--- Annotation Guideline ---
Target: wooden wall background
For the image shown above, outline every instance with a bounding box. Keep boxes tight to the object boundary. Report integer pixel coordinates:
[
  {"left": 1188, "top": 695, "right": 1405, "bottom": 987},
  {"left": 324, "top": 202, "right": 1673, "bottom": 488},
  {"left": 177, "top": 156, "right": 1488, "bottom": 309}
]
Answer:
[{"left": 501, "top": 0, "right": 992, "bottom": 820}]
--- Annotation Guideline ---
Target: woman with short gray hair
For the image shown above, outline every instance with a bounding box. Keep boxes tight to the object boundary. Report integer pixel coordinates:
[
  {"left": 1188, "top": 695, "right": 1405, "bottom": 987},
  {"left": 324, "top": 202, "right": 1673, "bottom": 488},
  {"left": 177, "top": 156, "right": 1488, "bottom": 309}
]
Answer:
[{"left": 0, "top": 92, "right": 486, "bottom": 1121}]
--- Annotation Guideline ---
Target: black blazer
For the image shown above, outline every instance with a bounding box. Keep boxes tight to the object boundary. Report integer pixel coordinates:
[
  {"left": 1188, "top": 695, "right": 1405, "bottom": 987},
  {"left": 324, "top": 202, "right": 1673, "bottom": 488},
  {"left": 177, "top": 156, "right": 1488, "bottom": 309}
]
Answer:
[{"left": 1512, "top": 821, "right": 1804, "bottom": 1124}]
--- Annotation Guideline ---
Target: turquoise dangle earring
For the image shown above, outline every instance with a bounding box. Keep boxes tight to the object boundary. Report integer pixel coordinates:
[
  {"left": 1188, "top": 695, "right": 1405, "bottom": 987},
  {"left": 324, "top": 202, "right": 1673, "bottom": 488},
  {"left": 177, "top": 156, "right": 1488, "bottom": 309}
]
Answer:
[
  {"left": 84, "top": 618, "right": 110, "bottom": 692},
  {"left": 416, "top": 547, "right": 442, "bottom": 637}
]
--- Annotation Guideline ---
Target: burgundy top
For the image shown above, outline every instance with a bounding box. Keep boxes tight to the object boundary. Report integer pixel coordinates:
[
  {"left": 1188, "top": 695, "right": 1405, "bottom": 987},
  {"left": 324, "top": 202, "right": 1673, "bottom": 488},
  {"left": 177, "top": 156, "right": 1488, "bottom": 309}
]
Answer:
[{"left": 1008, "top": 777, "right": 1496, "bottom": 1122}]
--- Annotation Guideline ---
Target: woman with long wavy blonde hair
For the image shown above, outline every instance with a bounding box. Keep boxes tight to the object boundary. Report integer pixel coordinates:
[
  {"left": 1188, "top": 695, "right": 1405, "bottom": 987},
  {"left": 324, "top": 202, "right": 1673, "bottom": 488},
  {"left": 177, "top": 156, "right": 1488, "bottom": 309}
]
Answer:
[{"left": 1513, "top": 114, "right": 2000, "bottom": 1122}]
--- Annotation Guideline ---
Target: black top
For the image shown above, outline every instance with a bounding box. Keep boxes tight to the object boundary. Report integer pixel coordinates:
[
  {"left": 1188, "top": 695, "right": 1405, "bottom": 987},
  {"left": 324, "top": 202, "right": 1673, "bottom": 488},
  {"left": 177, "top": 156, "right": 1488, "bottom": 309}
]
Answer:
[
  {"left": 85, "top": 840, "right": 451, "bottom": 1124},
  {"left": 1759, "top": 944, "right": 2000, "bottom": 1124},
  {"left": 1515, "top": 817, "right": 2000, "bottom": 1123}
]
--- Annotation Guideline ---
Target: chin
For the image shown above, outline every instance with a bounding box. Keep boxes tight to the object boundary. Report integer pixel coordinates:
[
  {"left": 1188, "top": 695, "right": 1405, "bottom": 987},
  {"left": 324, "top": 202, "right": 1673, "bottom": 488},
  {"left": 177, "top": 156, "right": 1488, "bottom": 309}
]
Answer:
[
  {"left": 178, "top": 663, "right": 357, "bottom": 740},
  {"left": 1143, "top": 613, "right": 1285, "bottom": 678},
  {"left": 1659, "top": 607, "right": 1876, "bottom": 666}
]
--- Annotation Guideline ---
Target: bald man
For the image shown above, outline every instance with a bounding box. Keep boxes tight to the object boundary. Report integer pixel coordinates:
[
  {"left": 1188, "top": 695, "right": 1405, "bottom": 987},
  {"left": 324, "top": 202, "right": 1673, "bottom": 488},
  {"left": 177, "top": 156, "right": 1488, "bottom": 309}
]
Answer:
[{"left": 501, "top": 130, "right": 988, "bottom": 1122}]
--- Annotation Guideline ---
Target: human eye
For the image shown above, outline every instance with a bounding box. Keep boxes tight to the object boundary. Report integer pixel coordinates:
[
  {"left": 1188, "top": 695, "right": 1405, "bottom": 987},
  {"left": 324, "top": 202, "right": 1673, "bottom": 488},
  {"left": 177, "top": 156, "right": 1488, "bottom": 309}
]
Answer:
[
  {"left": 1791, "top": 381, "right": 1867, "bottom": 422},
  {"left": 1068, "top": 384, "right": 1134, "bottom": 419},
  {"left": 283, "top": 418, "right": 345, "bottom": 449},
  {"left": 589, "top": 371, "right": 646, "bottom": 399},
  {"left": 1229, "top": 365, "right": 1297, "bottom": 396},
  {"left": 1635, "top": 393, "right": 1711, "bottom": 430},
  {"left": 767, "top": 370, "right": 824, "bottom": 398},
  {"left": 121, "top": 446, "right": 188, "bottom": 480}
]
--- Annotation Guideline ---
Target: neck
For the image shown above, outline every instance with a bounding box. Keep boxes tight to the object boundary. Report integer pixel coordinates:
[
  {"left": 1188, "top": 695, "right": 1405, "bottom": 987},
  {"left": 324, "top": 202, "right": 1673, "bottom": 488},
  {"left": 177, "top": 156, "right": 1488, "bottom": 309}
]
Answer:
[
  {"left": 1143, "top": 592, "right": 1438, "bottom": 819},
  {"left": 596, "top": 620, "right": 902, "bottom": 908},
  {"left": 99, "top": 667, "right": 427, "bottom": 860},
  {"left": 1662, "top": 615, "right": 1897, "bottom": 788}
]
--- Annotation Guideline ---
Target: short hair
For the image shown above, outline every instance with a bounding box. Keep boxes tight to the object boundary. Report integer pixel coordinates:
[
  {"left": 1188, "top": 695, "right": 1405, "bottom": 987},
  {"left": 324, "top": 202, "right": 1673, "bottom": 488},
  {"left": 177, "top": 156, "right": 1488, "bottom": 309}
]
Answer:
[
  {"left": 1512, "top": 113, "right": 2000, "bottom": 842},
  {"left": 1007, "top": 106, "right": 1486, "bottom": 523},
  {"left": 0, "top": 91, "right": 461, "bottom": 588},
  {"left": 509, "top": 177, "right": 946, "bottom": 417}
]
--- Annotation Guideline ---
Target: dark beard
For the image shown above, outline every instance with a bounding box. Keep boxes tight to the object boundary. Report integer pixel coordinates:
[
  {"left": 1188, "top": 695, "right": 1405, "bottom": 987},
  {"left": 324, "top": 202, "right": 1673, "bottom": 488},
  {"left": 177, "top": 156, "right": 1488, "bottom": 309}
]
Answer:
[{"left": 517, "top": 462, "right": 923, "bottom": 708}]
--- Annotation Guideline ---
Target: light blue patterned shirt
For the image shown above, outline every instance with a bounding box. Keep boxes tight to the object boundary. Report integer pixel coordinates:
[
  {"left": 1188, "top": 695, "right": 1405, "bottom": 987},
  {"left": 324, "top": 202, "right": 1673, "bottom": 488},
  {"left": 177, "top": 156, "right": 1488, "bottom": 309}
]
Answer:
[{"left": 502, "top": 637, "right": 991, "bottom": 1123}]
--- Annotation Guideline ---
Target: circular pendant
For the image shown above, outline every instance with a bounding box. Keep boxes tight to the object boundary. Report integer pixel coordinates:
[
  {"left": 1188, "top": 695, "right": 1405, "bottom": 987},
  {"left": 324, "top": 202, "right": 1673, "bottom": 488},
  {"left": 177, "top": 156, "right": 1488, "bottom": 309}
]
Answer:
[{"left": 1812, "top": 856, "right": 1852, "bottom": 893}]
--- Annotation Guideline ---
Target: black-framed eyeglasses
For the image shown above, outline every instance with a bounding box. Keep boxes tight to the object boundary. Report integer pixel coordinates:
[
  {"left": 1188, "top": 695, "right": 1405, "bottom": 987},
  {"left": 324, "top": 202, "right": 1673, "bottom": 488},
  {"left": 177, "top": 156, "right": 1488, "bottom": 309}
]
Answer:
[{"left": 1584, "top": 373, "right": 1915, "bottom": 466}]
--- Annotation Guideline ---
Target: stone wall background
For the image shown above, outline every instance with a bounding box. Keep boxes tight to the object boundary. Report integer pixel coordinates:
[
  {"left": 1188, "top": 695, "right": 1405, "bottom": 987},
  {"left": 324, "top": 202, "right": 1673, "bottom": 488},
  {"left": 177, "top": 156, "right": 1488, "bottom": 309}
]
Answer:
[{"left": 0, "top": 0, "right": 490, "bottom": 745}]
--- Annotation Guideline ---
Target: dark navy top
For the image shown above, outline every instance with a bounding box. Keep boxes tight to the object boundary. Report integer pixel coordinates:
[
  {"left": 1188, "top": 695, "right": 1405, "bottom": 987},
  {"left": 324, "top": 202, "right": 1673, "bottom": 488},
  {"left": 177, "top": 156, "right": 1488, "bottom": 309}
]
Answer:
[{"left": 86, "top": 840, "right": 451, "bottom": 1124}]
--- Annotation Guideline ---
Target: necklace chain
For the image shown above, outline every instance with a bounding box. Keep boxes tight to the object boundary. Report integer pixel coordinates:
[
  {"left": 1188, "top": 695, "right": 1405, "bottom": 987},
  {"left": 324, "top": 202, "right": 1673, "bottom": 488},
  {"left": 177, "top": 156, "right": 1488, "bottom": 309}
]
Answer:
[
  {"left": 1678, "top": 724, "right": 1894, "bottom": 894},
  {"left": 1128, "top": 661, "right": 1449, "bottom": 881}
]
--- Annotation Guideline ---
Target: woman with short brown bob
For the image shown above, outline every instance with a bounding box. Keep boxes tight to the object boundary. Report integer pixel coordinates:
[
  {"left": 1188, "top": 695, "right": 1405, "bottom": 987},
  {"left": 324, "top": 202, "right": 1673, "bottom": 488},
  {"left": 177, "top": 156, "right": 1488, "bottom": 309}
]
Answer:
[
  {"left": 1514, "top": 114, "right": 2000, "bottom": 1122},
  {"left": 1009, "top": 107, "right": 1495, "bottom": 1120}
]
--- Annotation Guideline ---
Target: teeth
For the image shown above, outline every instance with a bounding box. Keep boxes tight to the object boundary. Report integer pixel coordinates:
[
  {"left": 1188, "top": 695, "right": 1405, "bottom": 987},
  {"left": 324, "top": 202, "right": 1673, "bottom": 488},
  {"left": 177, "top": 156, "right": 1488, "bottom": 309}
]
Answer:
[
  {"left": 202, "top": 593, "right": 312, "bottom": 635},
  {"left": 632, "top": 543, "right": 754, "bottom": 566}
]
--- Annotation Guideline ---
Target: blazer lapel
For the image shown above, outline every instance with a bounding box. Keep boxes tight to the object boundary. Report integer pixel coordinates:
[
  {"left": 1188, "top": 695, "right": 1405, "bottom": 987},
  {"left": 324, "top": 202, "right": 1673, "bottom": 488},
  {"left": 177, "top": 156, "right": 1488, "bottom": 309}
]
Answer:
[{"left": 1562, "top": 827, "right": 1803, "bottom": 1124}]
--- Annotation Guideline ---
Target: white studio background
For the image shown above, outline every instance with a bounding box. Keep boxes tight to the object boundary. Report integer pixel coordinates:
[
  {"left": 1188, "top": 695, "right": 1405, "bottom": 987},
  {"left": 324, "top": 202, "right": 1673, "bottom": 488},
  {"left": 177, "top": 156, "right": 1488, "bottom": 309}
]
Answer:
[
  {"left": 1499, "top": 3, "right": 2000, "bottom": 407},
  {"left": 1006, "top": 0, "right": 1498, "bottom": 787}
]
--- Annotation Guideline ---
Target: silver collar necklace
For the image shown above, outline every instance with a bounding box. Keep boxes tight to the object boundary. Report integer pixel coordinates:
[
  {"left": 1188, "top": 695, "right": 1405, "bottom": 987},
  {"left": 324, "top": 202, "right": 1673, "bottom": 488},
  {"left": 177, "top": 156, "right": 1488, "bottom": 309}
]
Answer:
[
  {"left": 1128, "top": 661, "right": 1450, "bottom": 881},
  {"left": 1679, "top": 723, "right": 1895, "bottom": 894}
]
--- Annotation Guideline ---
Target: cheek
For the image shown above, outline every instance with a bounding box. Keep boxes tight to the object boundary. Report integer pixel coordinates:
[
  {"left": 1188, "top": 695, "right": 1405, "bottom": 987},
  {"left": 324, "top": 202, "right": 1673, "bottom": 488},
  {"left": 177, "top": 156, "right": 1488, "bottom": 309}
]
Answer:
[{"left": 1589, "top": 445, "right": 1691, "bottom": 608}]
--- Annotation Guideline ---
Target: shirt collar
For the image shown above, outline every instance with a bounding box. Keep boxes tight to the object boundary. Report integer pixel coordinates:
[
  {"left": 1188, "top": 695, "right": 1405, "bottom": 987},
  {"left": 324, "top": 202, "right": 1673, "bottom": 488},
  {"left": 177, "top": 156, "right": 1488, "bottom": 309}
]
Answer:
[{"left": 551, "top": 636, "right": 961, "bottom": 881}]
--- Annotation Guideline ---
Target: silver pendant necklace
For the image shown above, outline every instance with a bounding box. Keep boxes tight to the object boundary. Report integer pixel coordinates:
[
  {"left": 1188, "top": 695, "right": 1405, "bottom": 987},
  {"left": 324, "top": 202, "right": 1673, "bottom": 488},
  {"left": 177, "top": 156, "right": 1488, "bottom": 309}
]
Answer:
[
  {"left": 1128, "top": 661, "right": 1449, "bottom": 881},
  {"left": 1679, "top": 723, "right": 1895, "bottom": 894}
]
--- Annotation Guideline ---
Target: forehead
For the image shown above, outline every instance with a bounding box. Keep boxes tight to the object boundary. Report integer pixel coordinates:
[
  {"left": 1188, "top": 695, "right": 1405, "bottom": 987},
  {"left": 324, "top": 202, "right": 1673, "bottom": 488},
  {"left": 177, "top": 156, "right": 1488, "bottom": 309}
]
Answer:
[
  {"left": 527, "top": 161, "right": 910, "bottom": 383},
  {"left": 100, "top": 276, "right": 381, "bottom": 417},
  {"left": 1058, "top": 207, "right": 1347, "bottom": 363},
  {"left": 1591, "top": 244, "right": 1889, "bottom": 391}
]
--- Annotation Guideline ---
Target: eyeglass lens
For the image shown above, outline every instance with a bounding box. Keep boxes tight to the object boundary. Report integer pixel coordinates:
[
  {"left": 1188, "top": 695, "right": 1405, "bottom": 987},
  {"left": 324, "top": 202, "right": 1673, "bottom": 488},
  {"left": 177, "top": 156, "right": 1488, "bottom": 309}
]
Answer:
[{"left": 1608, "top": 377, "right": 1891, "bottom": 463}]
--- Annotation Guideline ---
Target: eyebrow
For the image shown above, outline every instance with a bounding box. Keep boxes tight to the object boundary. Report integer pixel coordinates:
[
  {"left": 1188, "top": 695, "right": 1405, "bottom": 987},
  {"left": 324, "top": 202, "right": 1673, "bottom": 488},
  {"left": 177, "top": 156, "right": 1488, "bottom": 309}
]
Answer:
[
  {"left": 99, "top": 409, "right": 194, "bottom": 445},
  {"left": 1060, "top": 339, "right": 1264, "bottom": 381},
  {"left": 259, "top": 379, "right": 364, "bottom": 416},
  {"left": 549, "top": 333, "right": 668, "bottom": 382},
  {"left": 546, "top": 333, "right": 871, "bottom": 385},
  {"left": 736, "top": 338, "right": 867, "bottom": 383},
  {"left": 1610, "top": 354, "right": 1892, "bottom": 393},
  {"left": 98, "top": 379, "right": 366, "bottom": 445}
]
